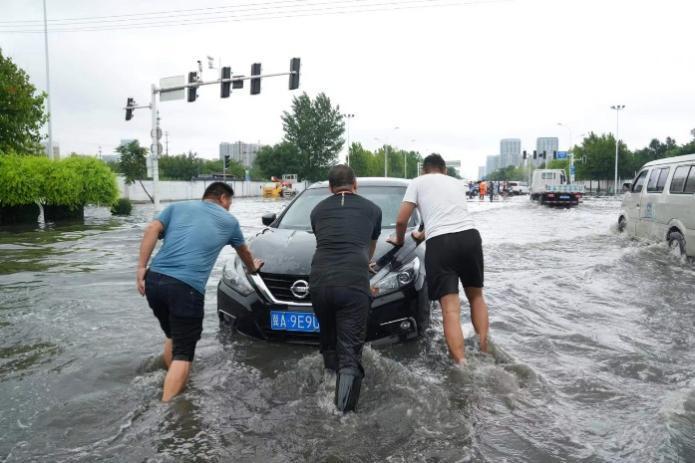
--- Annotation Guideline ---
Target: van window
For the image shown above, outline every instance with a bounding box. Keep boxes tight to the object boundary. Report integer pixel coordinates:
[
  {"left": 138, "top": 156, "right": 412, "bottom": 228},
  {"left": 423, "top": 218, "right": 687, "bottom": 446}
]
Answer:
[
  {"left": 669, "top": 165, "right": 690, "bottom": 193},
  {"left": 541, "top": 172, "right": 555, "bottom": 180},
  {"left": 632, "top": 170, "right": 648, "bottom": 193},
  {"left": 647, "top": 167, "right": 670, "bottom": 193},
  {"left": 685, "top": 167, "right": 695, "bottom": 194}
]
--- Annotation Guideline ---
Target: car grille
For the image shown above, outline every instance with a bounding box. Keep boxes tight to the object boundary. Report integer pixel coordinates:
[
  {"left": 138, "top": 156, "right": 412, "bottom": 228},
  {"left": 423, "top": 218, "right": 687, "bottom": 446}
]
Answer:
[{"left": 259, "top": 272, "right": 311, "bottom": 303}]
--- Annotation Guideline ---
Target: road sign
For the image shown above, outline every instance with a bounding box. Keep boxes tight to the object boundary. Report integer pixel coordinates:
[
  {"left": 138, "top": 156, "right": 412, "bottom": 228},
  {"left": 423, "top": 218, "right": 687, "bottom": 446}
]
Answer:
[
  {"left": 150, "top": 127, "right": 162, "bottom": 140},
  {"left": 150, "top": 143, "right": 163, "bottom": 155},
  {"left": 159, "top": 75, "right": 185, "bottom": 102},
  {"left": 556, "top": 151, "right": 569, "bottom": 159}
]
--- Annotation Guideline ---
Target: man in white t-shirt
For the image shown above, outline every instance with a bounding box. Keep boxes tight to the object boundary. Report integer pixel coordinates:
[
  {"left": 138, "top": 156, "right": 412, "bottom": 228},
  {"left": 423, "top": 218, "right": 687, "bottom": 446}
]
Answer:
[{"left": 388, "top": 153, "right": 489, "bottom": 363}]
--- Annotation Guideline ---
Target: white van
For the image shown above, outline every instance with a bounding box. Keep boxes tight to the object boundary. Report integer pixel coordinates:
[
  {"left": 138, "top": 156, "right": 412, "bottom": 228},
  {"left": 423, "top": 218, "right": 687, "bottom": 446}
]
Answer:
[{"left": 618, "top": 153, "right": 695, "bottom": 257}]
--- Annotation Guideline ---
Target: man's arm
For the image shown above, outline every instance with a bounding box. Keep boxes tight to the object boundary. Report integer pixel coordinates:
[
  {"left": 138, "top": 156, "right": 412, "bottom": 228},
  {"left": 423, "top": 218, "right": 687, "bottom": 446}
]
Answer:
[
  {"left": 387, "top": 202, "right": 416, "bottom": 246},
  {"left": 234, "top": 244, "right": 264, "bottom": 274},
  {"left": 136, "top": 220, "right": 164, "bottom": 296}
]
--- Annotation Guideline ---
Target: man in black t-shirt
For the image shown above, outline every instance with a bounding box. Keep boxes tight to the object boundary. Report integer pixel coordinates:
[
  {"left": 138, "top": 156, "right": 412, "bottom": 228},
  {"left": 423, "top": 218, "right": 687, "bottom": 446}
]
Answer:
[{"left": 310, "top": 165, "right": 382, "bottom": 413}]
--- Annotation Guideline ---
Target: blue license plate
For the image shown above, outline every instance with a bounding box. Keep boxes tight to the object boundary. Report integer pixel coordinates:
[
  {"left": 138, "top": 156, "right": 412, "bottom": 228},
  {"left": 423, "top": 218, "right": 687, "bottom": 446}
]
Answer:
[
  {"left": 270, "top": 310, "right": 320, "bottom": 332},
  {"left": 559, "top": 195, "right": 570, "bottom": 199}
]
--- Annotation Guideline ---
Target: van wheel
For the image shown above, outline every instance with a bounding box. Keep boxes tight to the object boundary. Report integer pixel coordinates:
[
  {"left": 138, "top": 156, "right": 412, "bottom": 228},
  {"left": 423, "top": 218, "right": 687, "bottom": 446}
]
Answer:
[
  {"left": 668, "top": 230, "right": 686, "bottom": 257},
  {"left": 618, "top": 216, "right": 626, "bottom": 233}
]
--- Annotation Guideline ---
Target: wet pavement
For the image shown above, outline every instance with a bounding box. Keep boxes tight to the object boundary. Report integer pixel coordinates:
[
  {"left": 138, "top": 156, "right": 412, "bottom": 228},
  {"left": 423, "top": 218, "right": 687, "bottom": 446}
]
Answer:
[{"left": 1, "top": 196, "right": 694, "bottom": 462}]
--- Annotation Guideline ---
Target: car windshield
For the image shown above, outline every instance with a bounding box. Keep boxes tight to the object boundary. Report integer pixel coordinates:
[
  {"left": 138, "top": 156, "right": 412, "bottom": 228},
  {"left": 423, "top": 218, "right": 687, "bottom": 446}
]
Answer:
[{"left": 277, "top": 185, "right": 415, "bottom": 231}]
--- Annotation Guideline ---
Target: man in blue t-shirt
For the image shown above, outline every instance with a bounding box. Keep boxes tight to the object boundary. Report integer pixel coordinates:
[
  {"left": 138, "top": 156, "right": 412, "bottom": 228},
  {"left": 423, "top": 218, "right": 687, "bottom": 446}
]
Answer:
[{"left": 136, "top": 182, "right": 263, "bottom": 401}]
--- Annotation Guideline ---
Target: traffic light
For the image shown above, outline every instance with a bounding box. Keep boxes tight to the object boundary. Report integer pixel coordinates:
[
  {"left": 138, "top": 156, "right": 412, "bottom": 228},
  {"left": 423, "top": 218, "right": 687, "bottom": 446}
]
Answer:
[
  {"left": 553, "top": 150, "right": 557, "bottom": 159},
  {"left": 250, "top": 63, "right": 261, "bottom": 95},
  {"left": 125, "top": 97, "right": 134, "bottom": 121},
  {"left": 224, "top": 155, "right": 230, "bottom": 169},
  {"left": 289, "top": 57, "right": 301, "bottom": 90},
  {"left": 533, "top": 150, "right": 538, "bottom": 159},
  {"left": 542, "top": 150, "right": 547, "bottom": 159},
  {"left": 522, "top": 150, "right": 527, "bottom": 160},
  {"left": 221, "top": 67, "right": 231, "bottom": 98},
  {"left": 187, "top": 72, "right": 198, "bottom": 102}
]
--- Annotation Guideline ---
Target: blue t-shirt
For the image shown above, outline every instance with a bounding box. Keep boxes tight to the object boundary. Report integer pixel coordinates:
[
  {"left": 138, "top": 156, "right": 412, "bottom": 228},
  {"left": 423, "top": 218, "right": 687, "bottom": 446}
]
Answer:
[{"left": 149, "top": 200, "right": 245, "bottom": 294}]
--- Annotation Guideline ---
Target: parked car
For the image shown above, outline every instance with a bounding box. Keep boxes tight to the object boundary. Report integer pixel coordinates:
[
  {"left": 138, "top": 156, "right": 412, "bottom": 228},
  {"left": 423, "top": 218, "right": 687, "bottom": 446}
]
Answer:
[
  {"left": 508, "top": 181, "right": 529, "bottom": 195},
  {"left": 618, "top": 153, "right": 695, "bottom": 258},
  {"left": 217, "top": 177, "right": 431, "bottom": 344}
]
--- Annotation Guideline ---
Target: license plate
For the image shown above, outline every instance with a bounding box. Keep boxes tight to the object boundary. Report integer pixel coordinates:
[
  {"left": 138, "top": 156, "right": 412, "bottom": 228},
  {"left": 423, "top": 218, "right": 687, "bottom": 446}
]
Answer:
[
  {"left": 559, "top": 195, "right": 570, "bottom": 199},
  {"left": 270, "top": 310, "right": 320, "bottom": 332}
]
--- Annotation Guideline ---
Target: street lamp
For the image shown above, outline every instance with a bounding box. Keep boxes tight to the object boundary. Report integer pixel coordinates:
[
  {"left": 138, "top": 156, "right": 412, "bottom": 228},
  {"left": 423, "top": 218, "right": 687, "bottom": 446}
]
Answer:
[
  {"left": 610, "top": 105, "right": 626, "bottom": 195},
  {"left": 374, "top": 126, "right": 399, "bottom": 177},
  {"left": 343, "top": 113, "right": 355, "bottom": 165},
  {"left": 405, "top": 138, "right": 416, "bottom": 178},
  {"left": 557, "top": 122, "right": 574, "bottom": 182}
]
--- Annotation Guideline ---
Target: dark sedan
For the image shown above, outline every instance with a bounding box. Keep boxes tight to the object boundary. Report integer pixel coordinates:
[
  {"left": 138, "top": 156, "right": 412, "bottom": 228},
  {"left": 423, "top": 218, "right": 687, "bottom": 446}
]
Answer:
[{"left": 217, "top": 177, "right": 431, "bottom": 344}]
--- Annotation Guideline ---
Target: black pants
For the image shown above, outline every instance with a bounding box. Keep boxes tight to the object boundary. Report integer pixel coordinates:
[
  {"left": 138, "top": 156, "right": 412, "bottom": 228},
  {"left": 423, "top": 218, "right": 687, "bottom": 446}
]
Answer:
[{"left": 312, "top": 286, "right": 370, "bottom": 376}]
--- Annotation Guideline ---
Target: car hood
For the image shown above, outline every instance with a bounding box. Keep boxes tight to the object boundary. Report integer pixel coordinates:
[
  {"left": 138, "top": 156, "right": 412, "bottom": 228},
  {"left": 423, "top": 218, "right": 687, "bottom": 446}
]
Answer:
[{"left": 249, "top": 227, "right": 421, "bottom": 276}]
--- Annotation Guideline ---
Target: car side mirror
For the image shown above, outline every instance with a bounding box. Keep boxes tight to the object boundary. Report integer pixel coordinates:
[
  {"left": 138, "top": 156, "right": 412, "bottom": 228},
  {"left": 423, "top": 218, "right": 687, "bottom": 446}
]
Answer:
[
  {"left": 622, "top": 182, "right": 632, "bottom": 192},
  {"left": 261, "top": 213, "right": 277, "bottom": 226}
]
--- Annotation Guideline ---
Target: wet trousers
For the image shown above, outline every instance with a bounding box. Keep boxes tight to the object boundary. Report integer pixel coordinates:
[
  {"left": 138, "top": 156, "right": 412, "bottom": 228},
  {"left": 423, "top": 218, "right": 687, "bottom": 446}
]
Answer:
[{"left": 311, "top": 286, "right": 370, "bottom": 376}]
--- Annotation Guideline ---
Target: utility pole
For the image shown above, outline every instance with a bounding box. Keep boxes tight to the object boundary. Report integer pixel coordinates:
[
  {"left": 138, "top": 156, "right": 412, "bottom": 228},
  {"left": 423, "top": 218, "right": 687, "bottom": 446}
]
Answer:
[
  {"left": 151, "top": 86, "right": 160, "bottom": 211},
  {"left": 165, "top": 131, "right": 169, "bottom": 155},
  {"left": 611, "top": 105, "right": 626, "bottom": 195},
  {"left": 98, "top": 146, "right": 102, "bottom": 160},
  {"left": 558, "top": 122, "right": 574, "bottom": 182},
  {"left": 343, "top": 113, "right": 354, "bottom": 165},
  {"left": 42, "top": 0, "right": 53, "bottom": 159}
]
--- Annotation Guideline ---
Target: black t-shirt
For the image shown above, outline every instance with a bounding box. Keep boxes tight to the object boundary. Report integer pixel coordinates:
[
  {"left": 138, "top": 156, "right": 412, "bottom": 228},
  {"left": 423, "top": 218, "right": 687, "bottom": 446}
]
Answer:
[{"left": 310, "top": 192, "right": 382, "bottom": 294}]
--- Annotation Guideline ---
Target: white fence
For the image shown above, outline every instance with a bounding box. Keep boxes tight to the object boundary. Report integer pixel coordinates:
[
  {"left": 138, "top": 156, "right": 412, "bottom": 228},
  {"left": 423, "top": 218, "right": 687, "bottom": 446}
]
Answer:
[{"left": 117, "top": 177, "right": 306, "bottom": 203}]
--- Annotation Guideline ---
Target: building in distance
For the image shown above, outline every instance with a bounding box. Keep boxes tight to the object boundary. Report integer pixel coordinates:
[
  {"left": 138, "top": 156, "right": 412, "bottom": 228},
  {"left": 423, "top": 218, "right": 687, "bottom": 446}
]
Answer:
[
  {"left": 486, "top": 155, "right": 499, "bottom": 176},
  {"left": 220, "top": 141, "right": 264, "bottom": 168},
  {"left": 478, "top": 166, "right": 486, "bottom": 180},
  {"left": 500, "top": 138, "right": 521, "bottom": 168},
  {"left": 536, "top": 137, "right": 559, "bottom": 166}
]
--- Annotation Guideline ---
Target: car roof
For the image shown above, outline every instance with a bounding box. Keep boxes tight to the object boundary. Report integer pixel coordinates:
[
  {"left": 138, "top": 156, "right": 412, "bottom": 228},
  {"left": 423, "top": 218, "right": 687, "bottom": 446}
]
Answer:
[
  {"left": 643, "top": 153, "right": 695, "bottom": 168},
  {"left": 308, "top": 177, "right": 411, "bottom": 189}
]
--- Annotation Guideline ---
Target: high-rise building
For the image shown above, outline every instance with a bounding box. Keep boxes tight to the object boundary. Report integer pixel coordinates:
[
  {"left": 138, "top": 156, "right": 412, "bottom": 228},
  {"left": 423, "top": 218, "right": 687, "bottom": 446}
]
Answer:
[
  {"left": 486, "top": 155, "right": 499, "bottom": 175},
  {"left": 219, "top": 141, "right": 264, "bottom": 168},
  {"left": 536, "top": 137, "right": 559, "bottom": 166},
  {"left": 478, "top": 166, "right": 486, "bottom": 180},
  {"left": 500, "top": 138, "right": 521, "bottom": 168}
]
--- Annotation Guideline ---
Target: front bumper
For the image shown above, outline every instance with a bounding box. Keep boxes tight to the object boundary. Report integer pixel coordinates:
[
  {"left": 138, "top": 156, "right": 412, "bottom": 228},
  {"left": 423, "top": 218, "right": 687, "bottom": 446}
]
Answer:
[{"left": 217, "top": 279, "right": 420, "bottom": 345}]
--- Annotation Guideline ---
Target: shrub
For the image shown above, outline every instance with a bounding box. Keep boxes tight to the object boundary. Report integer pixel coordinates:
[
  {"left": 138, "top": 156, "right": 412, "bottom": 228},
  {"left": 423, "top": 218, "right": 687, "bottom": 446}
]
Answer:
[
  {"left": 62, "top": 156, "right": 119, "bottom": 205},
  {"left": 0, "top": 155, "right": 46, "bottom": 206},
  {"left": 110, "top": 198, "right": 132, "bottom": 216}
]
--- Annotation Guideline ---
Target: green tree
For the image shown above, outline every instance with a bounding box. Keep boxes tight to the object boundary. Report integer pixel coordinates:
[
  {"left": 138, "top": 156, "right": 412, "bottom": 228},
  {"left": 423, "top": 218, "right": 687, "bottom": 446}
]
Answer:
[
  {"left": 487, "top": 165, "right": 528, "bottom": 181},
  {"left": 0, "top": 49, "right": 47, "bottom": 154},
  {"left": 253, "top": 142, "right": 304, "bottom": 180},
  {"left": 282, "top": 92, "right": 344, "bottom": 181},
  {"left": 116, "top": 141, "right": 147, "bottom": 184},
  {"left": 158, "top": 152, "right": 200, "bottom": 180},
  {"left": 573, "top": 132, "right": 632, "bottom": 180},
  {"left": 546, "top": 158, "right": 570, "bottom": 177}
]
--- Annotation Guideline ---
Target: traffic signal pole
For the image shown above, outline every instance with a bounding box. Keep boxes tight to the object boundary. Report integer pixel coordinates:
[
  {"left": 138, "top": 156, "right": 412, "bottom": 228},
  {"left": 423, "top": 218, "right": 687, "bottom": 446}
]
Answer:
[
  {"left": 150, "top": 84, "right": 160, "bottom": 211},
  {"left": 124, "top": 59, "right": 300, "bottom": 210}
]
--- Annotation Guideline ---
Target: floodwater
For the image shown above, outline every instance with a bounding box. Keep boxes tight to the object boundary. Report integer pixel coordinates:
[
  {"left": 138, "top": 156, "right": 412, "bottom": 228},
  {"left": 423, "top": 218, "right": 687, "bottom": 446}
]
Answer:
[{"left": 1, "top": 196, "right": 694, "bottom": 462}]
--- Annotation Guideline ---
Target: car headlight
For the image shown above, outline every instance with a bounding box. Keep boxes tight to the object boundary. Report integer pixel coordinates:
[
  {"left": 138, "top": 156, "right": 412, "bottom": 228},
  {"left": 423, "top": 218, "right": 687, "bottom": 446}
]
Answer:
[
  {"left": 370, "top": 257, "right": 419, "bottom": 296},
  {"left": 222, "top": 255, "right": 255, "bottom": 296}
]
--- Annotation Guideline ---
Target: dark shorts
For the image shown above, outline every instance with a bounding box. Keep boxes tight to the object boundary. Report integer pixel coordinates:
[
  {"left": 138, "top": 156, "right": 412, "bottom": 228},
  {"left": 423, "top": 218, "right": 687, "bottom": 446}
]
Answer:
[
  {"left": 145, "top": 270, "right": 204, "bottom": 362},
  {"left": 425, "top": 229, "right": 484, "bottom": 300}
]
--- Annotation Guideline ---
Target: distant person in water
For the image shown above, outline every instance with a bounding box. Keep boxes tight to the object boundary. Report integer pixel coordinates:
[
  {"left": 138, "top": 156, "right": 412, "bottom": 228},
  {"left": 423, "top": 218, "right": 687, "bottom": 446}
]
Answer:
[
  {"left": 390, "top": 154, "right": 490, "bottom": 363},
  {"left": 136, "top": 182, "right": 263, "bottom": 401}
]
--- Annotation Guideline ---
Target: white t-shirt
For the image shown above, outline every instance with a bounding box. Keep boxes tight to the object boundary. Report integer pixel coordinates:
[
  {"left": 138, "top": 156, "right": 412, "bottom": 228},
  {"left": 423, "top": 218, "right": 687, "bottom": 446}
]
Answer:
[{"left": 402, "top": 173, "right": 475, "bottom": 241}]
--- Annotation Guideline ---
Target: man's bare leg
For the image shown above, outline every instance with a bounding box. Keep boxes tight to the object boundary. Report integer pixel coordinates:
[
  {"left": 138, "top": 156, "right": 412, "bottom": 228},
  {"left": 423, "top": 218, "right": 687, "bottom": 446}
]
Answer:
[
  {"left": 163, "top": 338, "right": 173, "bottom": 370},
  {"left": 439, "top": 293, "right": 465, "bottom": 363},
  {"left": 162, "top": 360, "right": 191, "bottom": 402},
  {"left": 464, "top": 287, "right": 489, "bottom": 353}
]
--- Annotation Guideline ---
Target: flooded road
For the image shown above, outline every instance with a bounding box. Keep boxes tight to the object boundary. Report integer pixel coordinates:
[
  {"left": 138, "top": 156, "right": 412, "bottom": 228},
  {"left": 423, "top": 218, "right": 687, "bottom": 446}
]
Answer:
[{"left": 1, "top": 196, "right": 694, "bottom": 462}]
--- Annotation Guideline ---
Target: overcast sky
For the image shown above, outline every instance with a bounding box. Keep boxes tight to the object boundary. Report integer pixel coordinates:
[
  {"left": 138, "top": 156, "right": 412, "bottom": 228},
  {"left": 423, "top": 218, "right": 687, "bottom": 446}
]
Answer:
[{"left": 2, "top": 0, "right": 694, "bottom": 178}]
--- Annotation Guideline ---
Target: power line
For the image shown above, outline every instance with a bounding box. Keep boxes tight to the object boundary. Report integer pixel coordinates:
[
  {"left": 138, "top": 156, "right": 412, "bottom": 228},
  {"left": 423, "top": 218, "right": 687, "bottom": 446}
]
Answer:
[{"left": 0, "top": 0, "right": 509, "bottom": 33}]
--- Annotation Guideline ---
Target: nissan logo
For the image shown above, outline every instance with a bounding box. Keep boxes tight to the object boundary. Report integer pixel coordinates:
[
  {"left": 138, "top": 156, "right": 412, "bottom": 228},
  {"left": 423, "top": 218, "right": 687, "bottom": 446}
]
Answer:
[{"left": 290, "top": 280, "right": 310, "bottom": 299}]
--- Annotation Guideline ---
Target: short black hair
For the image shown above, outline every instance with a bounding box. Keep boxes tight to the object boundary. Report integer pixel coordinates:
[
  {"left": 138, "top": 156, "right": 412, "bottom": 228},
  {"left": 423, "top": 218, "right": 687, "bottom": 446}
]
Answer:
[
  {"left": 328, "top": 164, "right": 356, "bottom": 189},
  {"left": 203, "top": 182, "right": 234, "bottom": 199},
  {"left": 422, "top": 153, "right": 446, "bottom": 172}
]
